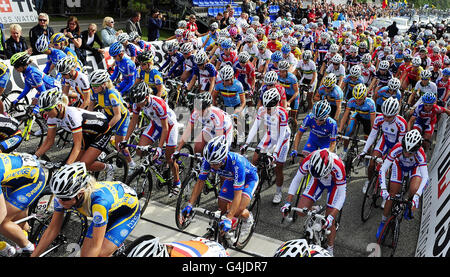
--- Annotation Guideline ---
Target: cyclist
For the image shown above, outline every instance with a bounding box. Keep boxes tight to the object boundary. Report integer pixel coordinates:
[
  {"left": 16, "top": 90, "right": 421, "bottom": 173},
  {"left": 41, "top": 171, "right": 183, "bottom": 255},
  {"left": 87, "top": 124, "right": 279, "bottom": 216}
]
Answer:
[
  {"left": 0, "top": 61, "right": 11, "bottom": 114},
  {"left": 343, "top": 45, "right": 361, "bottom": 71},
  {"left": 395, "top": 53, "right": 412, "bottom": 79},
  {"left": 242, "top": 34, "right": 258, "bottom": 61},
  {"left": 290, "top": 100, "right": 337, "bottom": 165},
  {"left": 340, "top": 65, "right": 364, "bottom": 101},
  {"left": 35, "top": 34, "right": 67, "bottom": 79},
  {"left": 255, "top": 42, "right": 272, "bottom": 75},
  {"left": 267, "top": 31, "right": 282, "bottom": 53},
  {"left": 400, "top": 56, "right": 423, "bottom": 91},
  {"left": 175, "top": 92, "right": 233, "bottom": 155},
  {"left": 135, "top": 50, "right": 167, "bottom": 100},
  {"left": 256, "top": 71, "right": 287, "bottom": 109},
  {"left": 360, "top": 53, "right": 377, "bottom": 86},
  {"left": 117, "top": 33, "right": 142, "bottom": 64},
  {"left": 376, "top": 129, "right": 428, "bottom": 240},
  {"left": 10, "top": 51, "right": 60, "bottom": 106},
  {"left": 359, "top": 97, "right": 407, "bottom": 195},
  {"left": 122, "top": 82, "right": 181, "bottom": 195},
  {"left": 32, "top": 162, "right": 140, "bottom": 257},
  {"left": 212, "top": 65, "right": 246, "bottom": 116},
  {"left": 338, "top": 83, "right": 376, "bottom": 159},
  {"left": 373, "top": 77, "right": 402, "bottom": 113},
  {"left": 159, "top": 41, "right": 183, "bottom": 77},
  {"left": 34, "top": 88, "right": 114, "bottom": 176},
  {"left": 0, "top": 114, "right": 22, "bottom": 153},
  {"left": 314, "top": 73, "right": 344, "bottom": 121},
  {"left": 407, "top": 69, "right": 438, "bottom": 109},
  {"left": 88, "top": 69, "right": 133, "bottom": 170},
  {"left": 108, "top": 41, "right": 137, "bottom": 96},
  {"left": 295, "top": 50, "right": 317, "bottom": 111},
  {"left": 323, "top": 54, "right": 346, "bottom": 87},
  {"left": 280, "top": 44, "right": 297, "bottom": 73},
  {"left": 436, "top": 68, "right": 450, "bottom": 106},
  {"left": 187, "top": 50, "right": 217, "bottom": 95},
  {"left": 314, "top": 32, "right": 331, "bottom": 76},
  {"left": 267, "top": 50, "right": 283, "bottom": 73},
  {"left": 408, "top": 92, "right": 450, "bottom": 151},
  {"left": 273, "top": 238, "right": 332, "bottom": 257},
  {"left": 281, "top": 148, "right": 347, "bottom": 257},
  {"left": 241, "top": 88, "right": 290, "bottom": 204},
  {"left": 278, "top": 60, "right": 299, "bottom": 127},
  {"left": 181, "top": 135, "right": 258, "bottom": 238},
  {"left": 126, "top": 235, "right": 229, "bottom": 257},
  {"left": 0, "top": 153, "right": 46, "bottom": 256},
  {"left": 210, "top": 39, "right": 238, "bottom": 71},
  {"left": 367, "top": 60, "right": 392, "bottom": 97},
  {"left": 233, "top": 51, "right": 256, "bottom": 96},
  {"left": 49, "top": 32, "right": 82, "bottom": 69},
  {"left": 56, "top": 56, "right": 91, "bottom": 109}
]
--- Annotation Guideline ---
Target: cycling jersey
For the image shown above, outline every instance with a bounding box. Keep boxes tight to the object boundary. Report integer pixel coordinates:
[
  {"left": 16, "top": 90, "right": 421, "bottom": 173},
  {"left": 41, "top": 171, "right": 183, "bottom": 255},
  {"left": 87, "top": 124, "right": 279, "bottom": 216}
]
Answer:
[
  {"left": 278, "top": 72, "right": 298, "bottom": 96},
  {"left": 233, "top": 61, "right": 255, "bottom": 92},
  {"left": 54, "top": 181, "right": 140, "bottom": 247},
  {"left": 214, "top": 79, "right": 244, "bottom": 108},
  {"left": 373, "top": 69, "right": 392, "bottom": 88},
  {"left": 258, "top": 84, "right": 287, "bottom": 107},
  {"left": 361, "top": 64, "right": 376, "bottom": 85},
  {"left": 288, "top": 151, "right": 346, "bottom": 211},
  {"left": 191, "top": 63, "right": 217, "bottom": 92},
  {"left": 110, "top": 55, "right": 137, "bottom": 95},
  {"left": 138, "top": 67, "right": 167, "bottom": 99},
  {"left": 300, "top": 35, "right": 314, "bottom": 50},
  {"left": 125, "top": 43, "right": 142, "bottom": 58},
  {"left": 296, "top": 59, "right": 316, "bottom": 80},
  {"left": 91, "top": 87, "right": 129, "bottom": 136},
  {"left": 256, "top": 49, "right": 272, "bottom": 69},
  {"left": 405, "top": 65, "right": 424, "bottom": 81},
  {"left": 375, "top": 86, "right": 401, "bottom": 110},
  {"left": 0, "top": 153, "right": 46, "bottom": 211},
  {"left": 362, "top": 114, "right": 407, "bottom": 155},
  {"left": 0, "top": 115, "right": 22, "bottom": 153},
  {"left": 190, "top": 106, "right": 233, "bottom": 139},
  {"left": 267, "top": 40, "right": 282, "bottom": 52},
  {"left": 317, "top": 85, "right": 344, "bottom": 107},
  {"left": 246, "top": 106, "right": 291, "bottom": 163},
  {"left": 61, "top": 69, "right": 90, "bottom": 103},
  {"left": 282, "top": 52, "right": 298, "bottom": 67},
  {"left": 346, "top": 97, "right": 376, "bottom": 121},
  {"left": 161, "top": 52, "right": 183, "bottom": 76},
  {"left": 436, "top": 76, "right": 450, "bottom": 101},
  {"left": 345, "top": 54, "right": 361, "bottom": 68},
  {"left": 315, "top": 42, "right": 330, "bottom": 63},
  {"left": 166, "top": 238, "right": 229, "bottom": 257},
  {"left": 61, "top": 46, "right": 83, "bottom": 68},
  {"left": 342, "top": 75, "right": 364, "bottom": 100},
  {"left": 137, "top": 40, "right": 155, "bottom": 54},
  {"left": 412, "top": 103, "right": 446, "bottom": 135},
  {"left": 43, "top": 48, "right": 67, "bottom": 75},
  {"left": 213, "top": 49, "right": 238, "bottom": 68},
  {"left": 132, "top": 95, "right": 178, "bottom": 146},
  {"left": 17, "top": 65, "right": 60, "bottom": 102},
  {"left": 199, "top": 152, "right": 258, "bottom": 201},
  {"left": 0, "top": 62, "right": 10, "bottom": 89},
  {"left": 325, "top": 64, "right": 346, "bottom": 79},
  {"left": 242, "top": 43, "right": 258, "bottom": 58},
  {"left": 298, "top": 113, "right": 337, "bottom": 153},
  {"left": 393, "top": 52, "right": 404, "bottom": 68}
]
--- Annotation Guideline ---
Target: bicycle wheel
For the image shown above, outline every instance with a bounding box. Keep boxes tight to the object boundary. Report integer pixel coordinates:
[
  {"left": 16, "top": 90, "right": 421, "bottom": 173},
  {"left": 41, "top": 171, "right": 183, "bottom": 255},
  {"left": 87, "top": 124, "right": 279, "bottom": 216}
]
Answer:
[
  {"left": 377, "top": 216, "right": 399, "bottom": 257},
  {"left": 126, "top": 167, "right": 152, "bottom": 216},
  {"left": 95, "top": 152, "right": 128, "bottom": 183},
  {"left": 35, "top": 209, "right": 88, "bottom": 257},
  {"left": 178, "top": 144, "right": 194, "bottom": 182},
  {"left": 175, "top": 172, "right": 201, "bottom": 230},
  {"left": 2, "top": 90, "right": 30, "bottom": 113},
  {"left": 292, "top": 174, "right": 309, "bottom": 223},
  {"left": 361, "top": 175, "right": 379, "bottom": 222},
  {"left": 234, "top": 194, "right": 260, "bottom": 250},
  {"left": 27, "top": 191, "right": 54, "bottom": 244}
]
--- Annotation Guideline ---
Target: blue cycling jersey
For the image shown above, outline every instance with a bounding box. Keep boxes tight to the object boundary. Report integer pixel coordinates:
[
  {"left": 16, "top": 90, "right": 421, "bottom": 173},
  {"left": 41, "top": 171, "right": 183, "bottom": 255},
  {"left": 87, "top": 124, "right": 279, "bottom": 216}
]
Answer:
[
  {"left": 343, "top": 75, "right": 365, "bottom": 100},
  {"left": 299, "top": 113, "right": 337, "bottom": 141},
  {"left": 278, "top": 72, "right": 298, "bottom": 96},
  {"left": 375, "top": 86, "right": 401, "bottom": 107},
  {"left": 393, "top": 52, "right": 404, "bottom": 67},
  {"left": 191, "top": 63, "right": 217, "bottom": 92},
  {"left": 110, "top": 55, "right": 137, "bottom": 95},
  {"left": 199, "top": 152, "right": 258, "bottom": 191},
  {"left": 346, "top": 97, "right": 376, "bottom": 120},
  {"left": 161, "top": 52, "right": 183, "bottom": 73},
  {"left": 317, "top": 85, "right": 344, "bottom": 106},
  {"left": 17, "top": 65, "right": 59, "bottom": 101},
  {"left": 43, "top": 48, "right": 67, "bottom": 75},
  {"left": 125, "top": 43, "right": 142, "bottom": 58},
  {"left": 215, "top": 79, "right": 244, "bottom": 107},
  {"left": 0, "top": 65, "right": 10, "bottom": 89}
]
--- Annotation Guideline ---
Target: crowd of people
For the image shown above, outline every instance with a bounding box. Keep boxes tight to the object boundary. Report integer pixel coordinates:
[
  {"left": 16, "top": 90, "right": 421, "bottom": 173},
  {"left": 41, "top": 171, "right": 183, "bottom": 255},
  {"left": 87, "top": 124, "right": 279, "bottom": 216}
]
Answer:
[{"left": 0, "top": 0, "right": 449, "bottom": 258}]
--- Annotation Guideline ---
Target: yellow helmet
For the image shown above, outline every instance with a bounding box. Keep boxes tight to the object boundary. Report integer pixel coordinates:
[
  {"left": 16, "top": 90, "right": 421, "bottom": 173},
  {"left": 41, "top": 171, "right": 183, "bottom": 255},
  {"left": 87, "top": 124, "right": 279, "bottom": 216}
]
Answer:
[
  {"left": 416, "top": 40, "right": 423, "bottom": 46},
  {"left": 352, "top": 83, "right": 367, "bottom": 100},
  {"left": 323, "top": 74, "right": 337, "bottom": 88}
]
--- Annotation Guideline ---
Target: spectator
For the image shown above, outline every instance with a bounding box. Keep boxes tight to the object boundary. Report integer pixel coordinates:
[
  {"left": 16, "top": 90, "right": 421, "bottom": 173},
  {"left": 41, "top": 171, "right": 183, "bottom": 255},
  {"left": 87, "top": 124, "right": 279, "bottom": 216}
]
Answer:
[
  {"left": 5, "top": 24, "right": 31, "bottom": 59},
  {"left": 60, "top": 16, "right": 83, "bottom": 62},
  {"left": 81, "top": 23, "right": 105, "bottom": 65},
  {"left": 35, "top": 0, "right": 44, "bottom": 13},
  {"left": 0, "top": 23, "right": 6, "bottom": 58},
  {"left": 215, "top": 12, "right": 224, "bottom": 24},
  {"left": 242, "top": 0, "right": 252, "bottom": 15},
  {"left": 236, "top": 13, "right": 249, "bottom": 29},
  {"left": 29, "top": 13, "right": 54, "bottom": 55},
  {"left": 148, "top": 9, "right": 164, "bottom": 41},
  {"left": 100, "top": 16, "right": 119, "bottom": 47},
  {"left": 386, "top": 21, "right": 398, "bottom": 38},
  {"left": 186, "top": 14, "right": 201, "bottom": 37},
  {"left": 126, "top": 11, "right": 143, "bottom": 37},
  {"left": 220, "top": 10, "right": 230, "bottom": 29}
]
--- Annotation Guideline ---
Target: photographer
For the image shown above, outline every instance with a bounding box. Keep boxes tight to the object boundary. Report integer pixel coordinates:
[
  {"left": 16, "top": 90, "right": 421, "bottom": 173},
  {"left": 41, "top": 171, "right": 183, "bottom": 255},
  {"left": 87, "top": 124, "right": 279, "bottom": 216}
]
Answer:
[{"left": 148, "top": 9, "right": 165, "bottom": 41}]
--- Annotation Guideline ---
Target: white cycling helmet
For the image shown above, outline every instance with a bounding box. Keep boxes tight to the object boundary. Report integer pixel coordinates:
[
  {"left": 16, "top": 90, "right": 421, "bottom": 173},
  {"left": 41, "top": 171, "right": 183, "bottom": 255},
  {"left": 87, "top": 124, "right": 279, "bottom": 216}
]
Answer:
[
  {"left": 203, "top": 135, "right": 229, "bottom": 164},
  {"left": 238, "top": 51, "right": 251, "bottom": 64},
  {"left": 309, "top": 244, "right": 333, "bottom": 257},
  {"left": 278, "top": 60, "right": 290, "bottom": 71},
  {"left": 264, "top": 71, "right": 278, "bottom": 85},
  {"left": 194, "top": 50, "right": 208, "bottom": 65},
  {"left": 117, "top": 33, "right": 129, "bottom": 44},
  {"left": 219, "top": 65, "right": 234, "bottom": 81},
  {"left": 379, "top": 60, "right": 390, "bottom": 70},
  {"left": 412, "top": 56, "right": 422, "bottom": 67},
  {"left": 331, "top": 54, "right": 342, "bottom": 64},
  {"left": 56, "top": 56, "right": 77, "bottom": 75},
  {"left": 402, "top": 129, "right": 423, "bottom": 153},
  {"left": 35, "top": 34, "right": 49, "bottom": 53},
  {"left": 309, "top": 149, "right": 335, "bottom": 178},
  {"left": 349, "top": 65, "right": 362, "bottom": 77},
  {"left": 420, "top": 69, "right": 432, "bottom": 80},
  {"left": 273, "top": 239, "right": 311, "bottom": 257},
  {"left": 361, "top": 53, "right": 372, "bottom": 64},
  {"left": 262, "top": 87, "right": 280, "bottom": 108},
  {"left": 89, "top": 69, "right": 110, "bottom": 85},
  {"left": 179, "top": 42, "right": 193, "bottom": 54},
  {"left": 50, "top": 162, "right": 89, "bottom": 199},
  {"left": 381, "top": 97, "right": 400, "bottom": 117},
  {"left": 126, "top": 236, "right": 169, "bottom": 257},
  {"left": 329, "top": 44, "right": 339, "bottom": 53},
  {"left": 387, "top": 78, "right": 401, "bottom": 90},
  {"left": 178, "top": 20, "right": 187, "bottom": 28}
]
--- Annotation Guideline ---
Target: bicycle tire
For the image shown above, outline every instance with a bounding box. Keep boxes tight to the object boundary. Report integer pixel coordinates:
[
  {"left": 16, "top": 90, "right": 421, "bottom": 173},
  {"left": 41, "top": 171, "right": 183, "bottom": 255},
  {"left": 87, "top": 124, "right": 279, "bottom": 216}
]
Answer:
[
  {"left": 95, "top": 152, "right": 129, "bottom": 183},
  {"left": 178, "top": 144, "right": 194, "bottom": 182},
  {"left": 2, "top": 90, "right": 30, "bottom": 112},
  {"left": 292, "top": 174, "right": 309, "bottom": 223},
  {"left": 15, "top": 114, "right": 46, "bottom": 153},
  {"left": 234, "top": 193, "right": 260, "bottom": 250},
  {"left": 126, "top": 167, "right": 152, "bottom": 216},
  {"left": 35, "top": 209, "right": 88, "bottom": 257},
  {"left": 121, "top": 234, "right": 157, "bottom": 257},
  {"left": 27, "top": 191, "right": 54, "bottom": 244},
  {"left": 361, "top": 175, "right": 379, "bottom": 222},
  {"left": 377, "top": 215, "right": 397, "bottom": 257},
  {"left": 174, "top": 172, "right": 202, "bottom": 230}
]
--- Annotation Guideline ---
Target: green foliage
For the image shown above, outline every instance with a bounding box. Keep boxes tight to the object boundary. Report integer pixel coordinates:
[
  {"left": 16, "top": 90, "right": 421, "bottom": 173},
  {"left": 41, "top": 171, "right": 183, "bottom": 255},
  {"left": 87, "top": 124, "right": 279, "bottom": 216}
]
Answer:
[{"left": 128, "top": 0, "right": 152, "bottom": 13}]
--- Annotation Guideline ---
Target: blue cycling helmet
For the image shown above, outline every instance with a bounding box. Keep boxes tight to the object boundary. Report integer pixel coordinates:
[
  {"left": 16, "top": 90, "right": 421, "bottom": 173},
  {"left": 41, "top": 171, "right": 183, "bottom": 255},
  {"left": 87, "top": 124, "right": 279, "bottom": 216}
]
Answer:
[
  {"left": 443, "top": 68, "right": 450, "bottom": 76},
  {"left": 421, "top": 92, "right": 436, "bottom": 104},
  {"left": 109, "top": 42, "right": 124, "bottom": 57},
  {"left": 271, "top": 51, "right": 283, "bottom": 63},
  {"left": 312, "top": 100, "right": 331, "bottom": 120},
  {"left": 281, "top": 44, "right": 291, "bottom": 54},
  {"left": 221, "top": 39, "right": 232, "bottom": 49}
]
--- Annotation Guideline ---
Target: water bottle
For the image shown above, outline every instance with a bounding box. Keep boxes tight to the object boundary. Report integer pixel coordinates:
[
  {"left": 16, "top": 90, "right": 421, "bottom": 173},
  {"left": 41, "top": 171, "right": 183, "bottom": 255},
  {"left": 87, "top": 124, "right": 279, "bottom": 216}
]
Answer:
[{"left": 0, "top": 241, "right": 16, "bottom": 257}]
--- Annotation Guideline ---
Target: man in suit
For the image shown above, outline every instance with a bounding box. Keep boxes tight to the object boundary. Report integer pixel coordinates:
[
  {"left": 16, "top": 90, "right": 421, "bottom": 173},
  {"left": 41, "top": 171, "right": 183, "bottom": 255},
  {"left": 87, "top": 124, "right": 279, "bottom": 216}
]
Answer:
[{"left": 126, "top": 11, "right": 143, "bottom": 37}]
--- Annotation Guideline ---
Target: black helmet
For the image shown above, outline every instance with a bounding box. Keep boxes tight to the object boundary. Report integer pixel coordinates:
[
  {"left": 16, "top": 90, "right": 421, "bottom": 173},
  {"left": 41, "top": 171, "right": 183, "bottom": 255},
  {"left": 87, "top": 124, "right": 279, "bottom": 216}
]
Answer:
[
  {"left": 195, "top": 92, "right": 212, "bottom": 110},
  {"left": 137, "top": 50, "right": 154, "bottom": 64},
  {"left": 129, "top": 82, "right": 150, "bottom": 103}
]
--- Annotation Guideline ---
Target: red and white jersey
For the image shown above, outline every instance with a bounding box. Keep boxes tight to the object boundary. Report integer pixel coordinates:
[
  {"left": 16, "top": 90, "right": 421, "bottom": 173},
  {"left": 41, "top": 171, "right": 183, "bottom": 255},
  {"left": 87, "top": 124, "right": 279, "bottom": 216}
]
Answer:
[
  {"left": 189, "top": 106, "right": 232, "bottom": 132},
  {"left": 132, "top": 95, "right": 177, "bottom": 126},
  {"left": 372, "top": 114, "right": 407, "bottom": 144},
  {"left": 385, "top": 142, "right": 427, "bottom": 169},
  {"left": 255, "top": 106, "right": 290, "bottom": 141},
  {"left": 297, "top": 152, "right": 346, "bottom": 187},
  {"left": 361, "top": 63, "right": 376, "bottom": 85}
]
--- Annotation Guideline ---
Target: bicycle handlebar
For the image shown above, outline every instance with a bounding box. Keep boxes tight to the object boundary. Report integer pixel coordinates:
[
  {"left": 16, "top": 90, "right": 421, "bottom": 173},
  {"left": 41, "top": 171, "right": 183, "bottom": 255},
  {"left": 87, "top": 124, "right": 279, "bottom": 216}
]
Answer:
[
  {"left": 336, "top": 134, "right": 366, "bottom": 144},
  {"left": 192, "top": 207, "right": 228, "bottom": 221}
]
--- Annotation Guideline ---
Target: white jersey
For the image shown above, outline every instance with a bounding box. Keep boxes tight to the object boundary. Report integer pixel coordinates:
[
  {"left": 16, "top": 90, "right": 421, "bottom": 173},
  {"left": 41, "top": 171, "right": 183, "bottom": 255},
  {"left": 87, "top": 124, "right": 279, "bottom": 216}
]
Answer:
[
  {"left": 256, "top": 49, "right": 272, "bottom": 69},
  {"left": 132, "top": 95, "right": 177, "bottom": 127},
  {"left": 61, "top": 70, "right": 90, "bottom": 100},
  {"left": 189, "top": 106, "right": 233, "bottom": 133},
  {"left": 165, "top": 237, "right": 229, "bottom": 257},
  {"left": 282, "top": 52, "right": 298, "bottom": 67},
  {"left": 296, "top": 59, "right": 316, "bottom": 80},
  {"left": 325, "top": 63, "right": 346, "bottom": 78},
  {"left": 47, "top": 106, "right": 109, "bottom": 136},
  {"left": 242, "top": 43, "right": 259, "bottom": 58},
  {"left": 362, "top": 114, "right": 407, "bottom": 154},
  {"left": 361, "top": 64, "right": 376, "bottom": 85},
  {"left": 413, "top": 81, "right": 438, "bottom": 108}
]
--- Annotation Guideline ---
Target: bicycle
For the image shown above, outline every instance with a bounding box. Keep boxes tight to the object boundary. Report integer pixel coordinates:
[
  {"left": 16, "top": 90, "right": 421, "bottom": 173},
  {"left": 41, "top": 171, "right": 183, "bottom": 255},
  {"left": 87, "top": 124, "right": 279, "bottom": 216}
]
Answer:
[
  {"left": 124, "top": 143, "right": 194, "bottom": 216},
  {"left": 376, "top": 172, "right": 413, "bottom": 257},
  {"left": 1, "top": 90, "right": 30, "bottom": 113},
  {"left": 360, "top": 155, "right": 384, "bottom": 222},
  {"left": 174, "top": 153, "right": 220, "bottom": 230},
  {"left": 166, "top": 78, "right": 197, "bottom": 110},
  {"left": 337, "top": 130, "right": 366, "bottom": 179},
  {"left": 243, "top": 147, "right": 276, "bottom": 195},
  {"left": 93, "top": 136, "right": 129, "bottom": 183},
  {"left": 297, "top": 83, "right": 310, "bottom": 113}
]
